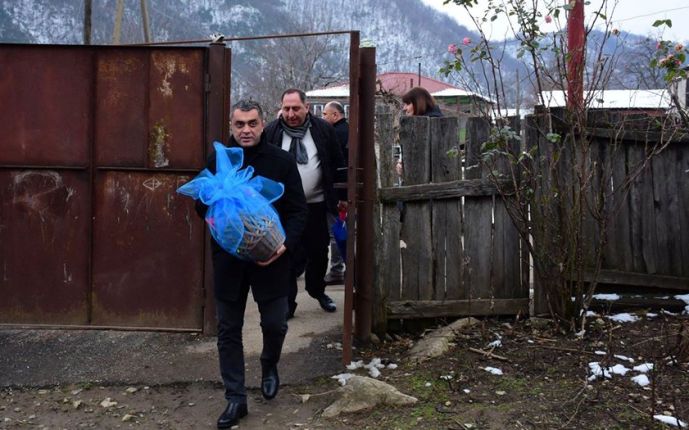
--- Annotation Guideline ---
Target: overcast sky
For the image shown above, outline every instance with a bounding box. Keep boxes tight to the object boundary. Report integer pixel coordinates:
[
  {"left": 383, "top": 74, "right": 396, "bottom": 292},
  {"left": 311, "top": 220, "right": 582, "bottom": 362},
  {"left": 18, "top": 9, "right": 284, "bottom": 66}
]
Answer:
[{"left": 421, "top": 0, "right": 689, "bottom": 42}]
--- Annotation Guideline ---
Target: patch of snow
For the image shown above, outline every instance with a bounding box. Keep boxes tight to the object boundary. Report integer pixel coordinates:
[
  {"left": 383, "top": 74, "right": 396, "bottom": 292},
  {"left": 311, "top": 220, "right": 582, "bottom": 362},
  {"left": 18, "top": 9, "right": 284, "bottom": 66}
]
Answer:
[
  {"left": 610, "top": 364, "right": 630, "bottom": 375},
  {"left": 424, "top": 382, "right": 432, "bottom": 387},
  {"left": 647, "top": 313, "right": 658, "bottom": 318},
  {"left": 594, "top": 350, "right": 607, "bottom": 356},
  {"left": 387, "top": 363, "right": 398, "bottom": 369},
  {"left": 593, "top": 293, "right": 620, "bottom": 301},
  {"left": 483, "top": 367, "right": 503, "bottom": 375},
  {"left": 332, "top": 373, "right": 353, "bottom": 386},
  {"left": 368, "top": 366, "right": 381, "bottom": 378},
  {"left": 675, "top": 294, "right": 689, "bottom": 314},
  {"left": 653, "top": 415, "right": 687, "bottom": 428},
  {"left": 607, "top": 313, "right": 639, "bottom": 323},
  {"left": 463, "top": 389, "right": 471, "bottom": 394},
  {"left": 585, "top": 310, "right": 598, "bottom": 317},
  {"left": 633, "top": 363, "right": 654, "bottom": 373},
  {"left": 614, "top": 355, "right": 635, "bottom": 363},
  {"left": 588, "top": 362, "right": 612, "bottom": 381},
  {"left": 631, "top": 374, "right": 650, "bottom": 387},
  {"left": 527, "top": 339, "right": 534, "bottom": 344},
  {"left": 661, "top": 309, "right": 678, "bottom": 316},
  {"left": 439, "top": 374, "right": 453, "bottom": 381},
  {"left": 488, "top": 339, "right": 502, "bottom": 348},
  {"left": 346, "top": 360, "right": 364, "bottom": 370}
]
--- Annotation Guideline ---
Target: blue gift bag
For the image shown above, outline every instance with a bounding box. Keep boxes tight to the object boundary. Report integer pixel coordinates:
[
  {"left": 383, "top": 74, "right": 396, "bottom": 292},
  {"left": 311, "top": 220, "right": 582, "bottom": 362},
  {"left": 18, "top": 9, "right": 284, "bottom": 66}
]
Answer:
[{"left": 177, "top": 142, "right": 285, "bottom": 261}]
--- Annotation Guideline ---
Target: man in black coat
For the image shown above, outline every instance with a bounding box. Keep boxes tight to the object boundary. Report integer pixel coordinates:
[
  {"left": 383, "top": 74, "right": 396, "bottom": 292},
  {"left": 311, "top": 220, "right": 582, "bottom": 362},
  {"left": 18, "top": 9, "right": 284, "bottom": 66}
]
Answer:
[
  {"left": 321, "top": 101, "right": 349, "bottom": 284},
  {"left": 194, "top": 100, "right": 307, "bottom": 429},
  {"left": 264, "top": 89, "right": 346, "bottom": 318}
]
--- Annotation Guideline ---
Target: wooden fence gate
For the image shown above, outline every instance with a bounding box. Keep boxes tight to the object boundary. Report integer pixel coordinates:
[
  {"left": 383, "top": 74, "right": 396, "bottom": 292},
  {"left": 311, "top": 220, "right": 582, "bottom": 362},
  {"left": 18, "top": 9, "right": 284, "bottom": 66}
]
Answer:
[{"left": 373, "top": 114, "right": 528, "bottom": 331}]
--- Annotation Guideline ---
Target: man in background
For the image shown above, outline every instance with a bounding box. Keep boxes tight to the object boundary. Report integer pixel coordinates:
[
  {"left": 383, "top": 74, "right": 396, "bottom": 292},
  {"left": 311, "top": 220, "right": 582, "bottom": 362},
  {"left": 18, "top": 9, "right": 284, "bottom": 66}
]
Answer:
[
  {"left": 264, "top": 89, "right": 346, "bottom": 318},
  {"left": 321, "top": 101, "right": 348, "bottom": 284}
]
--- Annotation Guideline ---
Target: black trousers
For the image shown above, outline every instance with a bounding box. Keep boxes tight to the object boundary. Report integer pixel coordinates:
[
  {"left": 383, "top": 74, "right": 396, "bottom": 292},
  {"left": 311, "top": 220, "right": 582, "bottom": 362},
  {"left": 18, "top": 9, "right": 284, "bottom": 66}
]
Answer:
[
  {"left": 288, "top": 201, "right": 330, "bottom": 307},
  {"left": 216, "top": 281, "right": 288, "bottom": 403}
]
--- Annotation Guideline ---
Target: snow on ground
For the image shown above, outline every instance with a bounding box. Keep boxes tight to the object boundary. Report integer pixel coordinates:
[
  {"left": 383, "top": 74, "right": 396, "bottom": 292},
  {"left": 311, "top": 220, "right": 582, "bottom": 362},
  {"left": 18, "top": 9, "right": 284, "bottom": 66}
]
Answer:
[
  {"left": 487, "top": 339, "right": 502, "bottom": 348},
  {"left": 631, "top": 374, "right": 650, "bottom": 386},
  {"left": 592, "top": 293, "right": 620, "bottom": 301},
  {"left": 675, "top": 294, "right": 689, "bottom": 314},
  {"left": 654, "top": 414, "right": 688, "bottom": 428},
  {"left": 606, "top": 313, "right": 639, "bottom": 323},
  {"left": 633, "top": 363, "right": 654, "bottom": 373},
  {"left": 483, "top": 367, "right": 503, "bottom": 375}
]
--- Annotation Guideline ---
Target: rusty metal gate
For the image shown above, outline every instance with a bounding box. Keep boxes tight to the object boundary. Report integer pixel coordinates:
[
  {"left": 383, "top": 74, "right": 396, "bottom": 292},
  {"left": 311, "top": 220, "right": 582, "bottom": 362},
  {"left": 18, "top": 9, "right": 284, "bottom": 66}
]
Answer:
[{"left": 0, "top": 43, "right": 230, "bottom": 330}]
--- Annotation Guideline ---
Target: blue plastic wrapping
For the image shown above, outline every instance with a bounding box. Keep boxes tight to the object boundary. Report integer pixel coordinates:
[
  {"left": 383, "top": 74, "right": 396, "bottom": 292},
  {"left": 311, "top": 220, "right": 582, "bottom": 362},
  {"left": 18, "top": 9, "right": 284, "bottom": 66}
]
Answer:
[
  {"left": 177, "top": 141, "right": 286, "bottom": 261},
  {"left": 332, "top": 210, "right": 347, "bottom": 260}
]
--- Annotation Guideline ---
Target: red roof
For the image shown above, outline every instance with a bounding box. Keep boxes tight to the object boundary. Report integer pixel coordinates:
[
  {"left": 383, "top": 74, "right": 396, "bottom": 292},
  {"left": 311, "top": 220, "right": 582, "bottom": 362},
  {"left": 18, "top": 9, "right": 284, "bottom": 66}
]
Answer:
[{"left": 376, "top": 72, "right": 458, "bottom": 96}]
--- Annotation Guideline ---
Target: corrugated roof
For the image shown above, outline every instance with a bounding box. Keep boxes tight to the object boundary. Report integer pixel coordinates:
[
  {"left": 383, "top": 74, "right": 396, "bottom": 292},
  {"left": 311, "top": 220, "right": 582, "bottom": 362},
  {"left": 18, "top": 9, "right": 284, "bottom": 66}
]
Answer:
[
  {"left": 431, "top": 88, "right": 493, "bottom": 103},
  {"left": 306, "top": 72, "right": 460, "bottom": 98},
  {"left": 305, "top": 85, "right": 350, "bottom": 98},
  {"left": 541, "top": 89, "right": 671, "bottom": 109}
]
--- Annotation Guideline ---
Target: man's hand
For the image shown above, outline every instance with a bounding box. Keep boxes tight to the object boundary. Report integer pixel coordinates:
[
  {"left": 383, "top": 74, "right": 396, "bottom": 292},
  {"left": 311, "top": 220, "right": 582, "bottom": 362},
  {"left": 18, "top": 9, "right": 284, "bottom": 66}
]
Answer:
[{"left": 256, "top": 244, "right": 286, "bottom": 267}]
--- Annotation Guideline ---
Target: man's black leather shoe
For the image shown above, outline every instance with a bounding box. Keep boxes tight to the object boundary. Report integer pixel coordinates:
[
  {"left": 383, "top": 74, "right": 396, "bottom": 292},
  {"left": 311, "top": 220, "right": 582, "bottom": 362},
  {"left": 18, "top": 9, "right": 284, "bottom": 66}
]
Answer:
[
  {"left": 217, "top": 402, "right": 248, "bottom": 429},
  {"left": 261, "top": 365, "right": 280, "bottom": 400},
  {"left": 317, "top": 294, "right": 337, "bottom": 312}
]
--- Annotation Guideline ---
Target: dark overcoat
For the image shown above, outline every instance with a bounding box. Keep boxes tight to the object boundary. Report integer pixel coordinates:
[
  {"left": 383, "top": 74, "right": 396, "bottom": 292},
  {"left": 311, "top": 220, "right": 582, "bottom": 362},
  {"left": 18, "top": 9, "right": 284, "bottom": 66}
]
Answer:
[{"left": 195, "top": 134, "right": 307, "bottom": 302}]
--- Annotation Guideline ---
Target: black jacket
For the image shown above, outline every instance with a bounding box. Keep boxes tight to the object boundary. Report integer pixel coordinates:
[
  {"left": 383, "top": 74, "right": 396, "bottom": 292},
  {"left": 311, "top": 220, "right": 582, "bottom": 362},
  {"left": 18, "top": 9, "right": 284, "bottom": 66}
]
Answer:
[
  {"left": 264, "top": 115, "right": 346, "bottom": 215},
  {"left": 194, "top": 134, "right": 308, "bottom": 302},
  {"left": 424, "top": 105, "right": 444, "bottom": 117},
  {"left": 332, "top": 118, "right": 349, "bottom": 166}
]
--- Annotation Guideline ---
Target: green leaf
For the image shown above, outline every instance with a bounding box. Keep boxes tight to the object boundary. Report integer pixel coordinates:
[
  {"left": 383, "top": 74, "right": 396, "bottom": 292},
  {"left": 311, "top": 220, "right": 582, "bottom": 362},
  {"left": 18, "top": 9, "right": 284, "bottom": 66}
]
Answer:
[{"left": 652, "top": 19, "right": 672, "bottom": 28}]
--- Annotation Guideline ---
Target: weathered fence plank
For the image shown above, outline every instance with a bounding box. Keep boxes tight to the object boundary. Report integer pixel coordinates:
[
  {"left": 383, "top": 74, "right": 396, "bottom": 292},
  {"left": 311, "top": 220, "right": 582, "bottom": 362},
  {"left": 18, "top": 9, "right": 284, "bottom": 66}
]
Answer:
[
  {"left": 387, "top": 298, "right": 529, "bottom": 319},
  {"left": 464, "top": 117, "right": 494, "bottom": 300},
  {"left": 430, "top": 117, "right": 463, "bottom": 300},
  {"left": 679, "top": 145, "right": 689, "bottom": 277},
  {"left": 399, "top": 116, "right": 433, "bottom": 300},
  {"left": 376, "top": 113, "right": 401, "bottom": 302},
  {"left": 379, "top": 179, "right": 510, "bottom": 201},
  {"left": 372, "top": 112, "right": 400, "bottom": 328}
]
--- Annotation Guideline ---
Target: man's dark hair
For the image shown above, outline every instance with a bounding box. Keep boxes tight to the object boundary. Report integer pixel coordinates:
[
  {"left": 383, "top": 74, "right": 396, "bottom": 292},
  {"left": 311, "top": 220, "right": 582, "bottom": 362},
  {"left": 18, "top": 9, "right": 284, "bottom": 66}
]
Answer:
[
  {"left": 231, "top": 99, "right": 264, "bottom": 118},
  {"left": 326, "top": 101, "right": 345, "bottom": 115},
  {"left": 281, "top": 88, "right": 307, "bottom": 103}
]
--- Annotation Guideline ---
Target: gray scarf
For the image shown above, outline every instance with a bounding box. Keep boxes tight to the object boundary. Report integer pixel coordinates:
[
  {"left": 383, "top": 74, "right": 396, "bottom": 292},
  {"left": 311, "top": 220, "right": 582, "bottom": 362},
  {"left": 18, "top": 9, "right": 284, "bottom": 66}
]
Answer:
[{"left": 280, "top": 115, "right": 311, "bottom": 164}]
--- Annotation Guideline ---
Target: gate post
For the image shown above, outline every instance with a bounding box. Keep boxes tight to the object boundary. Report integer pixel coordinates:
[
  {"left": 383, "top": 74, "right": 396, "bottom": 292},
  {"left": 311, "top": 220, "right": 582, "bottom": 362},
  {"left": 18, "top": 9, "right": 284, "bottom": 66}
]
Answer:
[
  {"left": 203, "top": 42, "right": 231, "bottom": 335},
  {"left": 354, "top": 46, "right": 376, "bottom": 343}
]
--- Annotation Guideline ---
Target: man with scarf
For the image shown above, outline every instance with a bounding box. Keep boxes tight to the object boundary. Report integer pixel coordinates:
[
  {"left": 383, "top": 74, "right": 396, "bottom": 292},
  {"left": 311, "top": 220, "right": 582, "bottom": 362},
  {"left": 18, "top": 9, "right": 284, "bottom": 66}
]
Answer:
[
  {"left": 264, "top": 88, "right": 346, "bottom": 319},
  {"left": 195, "top": 100, "right": 307, "bottom": 428}
]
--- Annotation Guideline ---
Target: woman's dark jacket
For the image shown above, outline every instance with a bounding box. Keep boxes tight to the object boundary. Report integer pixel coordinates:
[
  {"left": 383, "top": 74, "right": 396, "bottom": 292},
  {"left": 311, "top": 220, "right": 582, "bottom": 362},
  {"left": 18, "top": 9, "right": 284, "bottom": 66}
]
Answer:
[
  {"left": 263, "top": 115, "right": 346, "bottom": 215},
  {"left": 424, "top": 105, "right": 443, "bottom": 117},
  {"left": 194, "top": 134, "right": 308, "bottom": 302}
]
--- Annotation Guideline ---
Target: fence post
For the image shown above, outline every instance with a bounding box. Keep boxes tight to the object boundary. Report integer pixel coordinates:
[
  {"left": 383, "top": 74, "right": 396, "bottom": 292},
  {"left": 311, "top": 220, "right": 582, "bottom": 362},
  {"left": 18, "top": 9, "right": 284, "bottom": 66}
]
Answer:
[{"left": 354, "top": 46, "right": 376, "bottom": 343}]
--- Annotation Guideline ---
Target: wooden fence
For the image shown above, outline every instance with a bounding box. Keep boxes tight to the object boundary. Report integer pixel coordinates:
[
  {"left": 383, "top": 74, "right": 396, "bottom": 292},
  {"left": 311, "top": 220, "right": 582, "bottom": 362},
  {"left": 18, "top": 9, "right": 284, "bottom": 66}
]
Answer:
[
  {"left": 580, "top": 126, "right": 689, "bottom": 290},
  {"left": 372, "top": 112, "right": 689, "bottom": 331},
  {"left": 373, "top": 115, "right": 527, "bottom": 331}
]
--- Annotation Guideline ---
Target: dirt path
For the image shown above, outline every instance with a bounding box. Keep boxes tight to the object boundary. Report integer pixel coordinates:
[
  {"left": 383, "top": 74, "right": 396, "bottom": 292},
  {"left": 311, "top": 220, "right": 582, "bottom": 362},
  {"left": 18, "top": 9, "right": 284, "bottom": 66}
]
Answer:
[{"left": 0, "top": 284, "right": 349, "bottom": 429}]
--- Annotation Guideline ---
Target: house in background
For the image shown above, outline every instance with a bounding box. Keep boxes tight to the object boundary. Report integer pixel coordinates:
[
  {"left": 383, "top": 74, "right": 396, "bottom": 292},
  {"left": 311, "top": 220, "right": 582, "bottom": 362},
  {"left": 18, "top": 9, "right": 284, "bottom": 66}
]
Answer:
[
  {"left": 540, "top": 89, "right": 672, "bottom": 115},
  {"left": 306, "top": 72, "right": 491, "bottom": 117}
]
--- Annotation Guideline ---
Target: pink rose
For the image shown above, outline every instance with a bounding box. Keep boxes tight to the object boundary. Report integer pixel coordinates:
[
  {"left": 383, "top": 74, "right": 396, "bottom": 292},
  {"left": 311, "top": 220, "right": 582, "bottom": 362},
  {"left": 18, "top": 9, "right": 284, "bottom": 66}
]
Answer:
[
  {"left": 656, "top": 41, "right": 662, "bottom": 50},
  {"left": 611, "top": 28, "right": 620, "bottom": 36},
  {"left": 545, "top": 15, "right": 553, "bottom": 24},
  {"left": 675, "top": 43, "right": 684, "bottom": 52},
  {"left": 462, "top": 37, "right": 471, "bottom": 46},
  {"left": 448, "top": 43, "right": 458, "bottom": 55}
]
